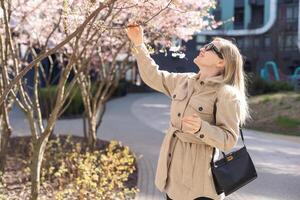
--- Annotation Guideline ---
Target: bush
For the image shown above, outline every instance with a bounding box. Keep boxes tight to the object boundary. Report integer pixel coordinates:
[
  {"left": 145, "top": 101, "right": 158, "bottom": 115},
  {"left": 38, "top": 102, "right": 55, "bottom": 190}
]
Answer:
[
  {"left": 275, "top": 116, "right": 300, "bottom": 128},
  {"left": 39, "top": 85, "right": 84, "bottom": 118},
  {"left": 247, "top": 75, "right": 294, "bottom": 96},
  {"left": 19, "top": 135, "right": 139, "bottom": 199},
  {"left": 0, "top": 171, "right": 7, "bottom": 200},
  {"left": 39, "top": 80, "right": 128, "bottom": 118}
]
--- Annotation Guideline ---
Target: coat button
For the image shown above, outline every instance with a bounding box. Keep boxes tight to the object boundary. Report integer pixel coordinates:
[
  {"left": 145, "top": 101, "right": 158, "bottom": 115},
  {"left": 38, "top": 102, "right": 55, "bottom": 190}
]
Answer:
[
  {"left": 200, "top": 81, "right": 204, "bottom": 85},
  {"left": 198, "top": 107, "right": 203, "bottom": 111},
  {"left": 173, "top": 94, "right": 176, "bottom": 99},
  {"left": 199, "top": 134, "right": 204, "bottom": 138},
  {"left": 169, "top": 153, "right": 171, "bottom": 157},
  {"left": 173, "top": 133, "right": 176, "bottom": 137},
  {"left": 177, "top": 113, "right": 181, "bottom": 117}
]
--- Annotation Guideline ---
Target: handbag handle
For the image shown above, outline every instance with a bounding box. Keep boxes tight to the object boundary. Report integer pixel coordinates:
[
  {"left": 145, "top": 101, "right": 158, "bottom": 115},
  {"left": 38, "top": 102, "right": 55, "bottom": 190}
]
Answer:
[{"left": 211, "top": 98, "right": 246, "bottom": 163}]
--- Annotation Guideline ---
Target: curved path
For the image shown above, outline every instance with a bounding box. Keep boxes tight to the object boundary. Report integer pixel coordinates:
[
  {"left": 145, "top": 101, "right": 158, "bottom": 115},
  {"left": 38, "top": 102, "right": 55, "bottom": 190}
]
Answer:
[{"left": 10, "top": 93, "right": 300, "bottom": 200}]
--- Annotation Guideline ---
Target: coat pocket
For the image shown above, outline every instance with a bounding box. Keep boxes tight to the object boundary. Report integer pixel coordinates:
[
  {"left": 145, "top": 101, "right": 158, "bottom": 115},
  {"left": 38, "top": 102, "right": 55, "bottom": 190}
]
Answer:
[
  {"left": 171, "top": 88, "right": 188, "bottom": 101},
  {"left": 189, "top": 98, "right": 214, "bottom": 115}
]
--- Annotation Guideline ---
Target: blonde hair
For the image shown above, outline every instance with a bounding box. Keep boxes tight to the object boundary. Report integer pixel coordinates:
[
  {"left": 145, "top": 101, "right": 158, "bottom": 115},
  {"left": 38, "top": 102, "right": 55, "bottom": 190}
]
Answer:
[{"left": 213, "top": 37, "right": 251, "bottom": 126}]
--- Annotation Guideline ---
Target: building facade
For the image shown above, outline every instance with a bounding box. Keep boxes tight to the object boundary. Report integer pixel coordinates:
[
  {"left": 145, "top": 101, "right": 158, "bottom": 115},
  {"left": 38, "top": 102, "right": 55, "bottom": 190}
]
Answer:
[{"left": 150, "top": 0, "right": 299, "bottom": 78}]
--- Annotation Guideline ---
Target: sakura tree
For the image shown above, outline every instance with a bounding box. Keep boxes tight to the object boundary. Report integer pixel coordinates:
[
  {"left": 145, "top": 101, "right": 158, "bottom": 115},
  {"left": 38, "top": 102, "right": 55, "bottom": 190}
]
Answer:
[
  {"left": 0, "top": 0, "right": 117, "bottom": 199},
  {"left": 62, "top": 0, "right": 218, "bottom": 149}
]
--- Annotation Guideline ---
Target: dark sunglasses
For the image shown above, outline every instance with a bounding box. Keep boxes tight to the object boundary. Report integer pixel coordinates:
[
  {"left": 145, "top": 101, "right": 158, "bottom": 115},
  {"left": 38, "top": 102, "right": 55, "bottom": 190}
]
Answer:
[{"left": 203, "top": 43, "right": 224, "bottom": 59}]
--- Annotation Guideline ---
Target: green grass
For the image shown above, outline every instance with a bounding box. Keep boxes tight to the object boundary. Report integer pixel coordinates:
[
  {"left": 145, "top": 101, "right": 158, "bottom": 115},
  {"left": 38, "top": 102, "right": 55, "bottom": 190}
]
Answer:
[
  {"left": 295, "top": 94, "right": 300, "bottom": 101},
  {"left": 262, "top": 96, "right": 271, "bottom": 103},
  {"left": 275, "top": 116, "right": 300, "bottom": 128}
]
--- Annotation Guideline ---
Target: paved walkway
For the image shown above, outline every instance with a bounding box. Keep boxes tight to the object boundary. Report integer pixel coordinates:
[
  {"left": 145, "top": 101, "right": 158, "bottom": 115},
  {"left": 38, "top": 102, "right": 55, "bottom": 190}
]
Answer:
[{"left": 10, "top": 93, "right": 300, "bottom": 200}]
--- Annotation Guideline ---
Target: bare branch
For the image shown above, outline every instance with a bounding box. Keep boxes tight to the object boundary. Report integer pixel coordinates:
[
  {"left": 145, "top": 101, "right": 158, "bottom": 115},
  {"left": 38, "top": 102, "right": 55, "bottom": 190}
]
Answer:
[{"left": 0, "top": 1, "right": 114, "bottom": 105}]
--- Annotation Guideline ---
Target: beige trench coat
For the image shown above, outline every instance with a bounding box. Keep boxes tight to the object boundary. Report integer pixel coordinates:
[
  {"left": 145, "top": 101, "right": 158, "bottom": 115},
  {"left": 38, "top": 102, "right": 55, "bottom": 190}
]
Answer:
[{"left": 132, "top": 43, "right": 241, "bottom": 200}]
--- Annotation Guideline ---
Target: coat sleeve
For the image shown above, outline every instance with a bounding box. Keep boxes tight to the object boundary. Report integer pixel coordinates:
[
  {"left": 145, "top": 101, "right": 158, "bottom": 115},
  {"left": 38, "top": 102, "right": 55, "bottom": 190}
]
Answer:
[
  {"left": 194, "top": 87, "right": 241, "bottom": 152},
  {"left": 132, "top": 43, "right": 187, "bottom": 97}
]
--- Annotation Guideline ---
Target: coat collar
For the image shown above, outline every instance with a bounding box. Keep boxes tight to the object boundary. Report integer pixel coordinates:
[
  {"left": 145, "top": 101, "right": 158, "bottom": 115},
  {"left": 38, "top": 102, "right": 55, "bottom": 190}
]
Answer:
[{"left": 188, "top": 72, "right": 224, "bottom": 85}]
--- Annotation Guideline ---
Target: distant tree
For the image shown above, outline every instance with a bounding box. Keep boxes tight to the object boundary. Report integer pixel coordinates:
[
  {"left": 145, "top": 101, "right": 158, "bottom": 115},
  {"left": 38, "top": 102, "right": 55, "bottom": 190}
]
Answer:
[{"left": 0, "top": 0, "right": 116, "bottom": 199}]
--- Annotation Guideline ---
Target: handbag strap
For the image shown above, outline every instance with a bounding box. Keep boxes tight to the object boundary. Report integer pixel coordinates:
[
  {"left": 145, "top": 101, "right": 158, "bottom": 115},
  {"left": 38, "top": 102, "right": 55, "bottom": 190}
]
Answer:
[{"left": 211, "top": 97, "right": 246, "bottom": 163}]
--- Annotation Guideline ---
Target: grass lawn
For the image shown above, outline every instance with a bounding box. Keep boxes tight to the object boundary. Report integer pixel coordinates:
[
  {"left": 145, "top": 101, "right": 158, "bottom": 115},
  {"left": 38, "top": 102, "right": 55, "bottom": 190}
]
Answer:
[{"left": 245, "top": 91, "right": 300, "bottom": 136}]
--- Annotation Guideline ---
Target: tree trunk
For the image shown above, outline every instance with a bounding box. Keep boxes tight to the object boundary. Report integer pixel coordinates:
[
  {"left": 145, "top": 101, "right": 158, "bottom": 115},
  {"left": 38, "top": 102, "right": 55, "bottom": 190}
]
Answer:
[
  {"left": 86, "top": 103, "right": 106, "bottom": 150},
  {"left": 83, "top": 113, "right": 88, "bottom": 140},
  {"left": 0, "top": 105, "right": 12, "bottom": 173},
  {"left": 95, "top": 102, "right": 106, "bottom": 132},
  {"left": 0, "top": 122, "right": 11, "bottom": 173},
  {"left": 87, "top": 116, "right": 97, "bottom": 150},
  {"left": 30, "top": 137, "right": 48, "bottom": 200}
]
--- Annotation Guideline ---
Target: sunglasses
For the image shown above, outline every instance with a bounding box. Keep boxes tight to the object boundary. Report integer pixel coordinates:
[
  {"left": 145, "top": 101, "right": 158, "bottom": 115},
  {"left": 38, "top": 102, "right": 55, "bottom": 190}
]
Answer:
[{"left": 202, "top": 43, "right": 224, "bottom": 59}]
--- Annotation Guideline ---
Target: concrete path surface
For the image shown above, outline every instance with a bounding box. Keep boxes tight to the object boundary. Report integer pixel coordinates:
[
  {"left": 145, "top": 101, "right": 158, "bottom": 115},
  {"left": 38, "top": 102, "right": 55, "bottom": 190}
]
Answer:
[{"left": 10, "top": 93, "right": 300, "bottom": 200}]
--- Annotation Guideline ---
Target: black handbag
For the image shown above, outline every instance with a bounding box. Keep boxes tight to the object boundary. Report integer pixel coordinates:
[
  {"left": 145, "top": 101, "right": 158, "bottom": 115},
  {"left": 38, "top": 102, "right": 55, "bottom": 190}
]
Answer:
[{"left": 210, "top": 98, "right": 257, "bottom": 196}]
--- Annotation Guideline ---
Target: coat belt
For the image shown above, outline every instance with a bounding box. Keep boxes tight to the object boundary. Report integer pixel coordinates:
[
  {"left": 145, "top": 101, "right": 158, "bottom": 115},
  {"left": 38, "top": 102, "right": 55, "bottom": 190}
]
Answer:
[{"left": 168, "top": 125, "right": 206, "bottom": 189}]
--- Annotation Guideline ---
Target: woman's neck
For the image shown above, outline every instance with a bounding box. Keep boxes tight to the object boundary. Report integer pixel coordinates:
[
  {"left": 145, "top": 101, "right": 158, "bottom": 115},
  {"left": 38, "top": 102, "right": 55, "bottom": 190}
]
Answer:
[{"left": 198, "top": 70, "right": 221, "bottom": 80}]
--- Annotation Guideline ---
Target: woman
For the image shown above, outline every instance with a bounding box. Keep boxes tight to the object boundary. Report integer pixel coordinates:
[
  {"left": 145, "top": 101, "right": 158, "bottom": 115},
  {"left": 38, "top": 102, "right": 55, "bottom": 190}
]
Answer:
[{"left": 125, "top": 22, "right": 251, "bottom": 200}]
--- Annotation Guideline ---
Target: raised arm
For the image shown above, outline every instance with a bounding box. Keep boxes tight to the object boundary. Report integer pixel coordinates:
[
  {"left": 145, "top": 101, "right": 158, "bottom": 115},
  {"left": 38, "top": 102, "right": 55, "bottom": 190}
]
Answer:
[{"left": 125, "top": 22, "right": 187, "bottom": 97}]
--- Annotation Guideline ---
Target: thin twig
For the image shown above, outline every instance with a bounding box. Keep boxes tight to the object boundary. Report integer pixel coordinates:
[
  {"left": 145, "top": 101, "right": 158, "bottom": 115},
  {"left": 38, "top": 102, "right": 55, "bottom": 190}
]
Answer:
[
  {"left": 0, "top": 1, "right": 113, "bottom": 105},
  {"left": 98, "top": 0, "right": 174, "bottom": 30}
]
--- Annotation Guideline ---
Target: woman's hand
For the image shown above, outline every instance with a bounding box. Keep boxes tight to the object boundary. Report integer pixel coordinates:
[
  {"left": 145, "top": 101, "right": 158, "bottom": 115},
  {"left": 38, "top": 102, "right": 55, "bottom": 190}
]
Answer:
[
  {"left": 181, "top": 114, "right": 202, "bottom": 134},
  {"left": 125, "top": 21, "right": 144, "bottom": 46}
]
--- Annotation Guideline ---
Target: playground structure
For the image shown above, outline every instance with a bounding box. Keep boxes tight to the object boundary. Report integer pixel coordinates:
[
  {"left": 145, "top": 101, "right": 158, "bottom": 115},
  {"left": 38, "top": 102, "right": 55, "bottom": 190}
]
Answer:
[{"left": 260, "top": 61, "right": 300, "bottom": 90}]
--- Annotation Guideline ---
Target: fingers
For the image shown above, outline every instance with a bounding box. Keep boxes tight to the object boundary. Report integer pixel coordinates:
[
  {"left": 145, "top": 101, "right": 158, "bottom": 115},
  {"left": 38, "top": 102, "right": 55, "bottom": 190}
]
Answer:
[
  {"left": 124, "top": 21, "right": 143, "bottom": 45},
  {"left": 127, "top": 24, "right": 139, "bottom": 28},
  {"left": 126, "top": 21, "right": 140, "bottom": 28},
  {"left": 182, "top": 119, "right": 198, "bottom": 126},
  {"left": 183, "top": 122, "right": 197, "bottom": 129},
  {"left": 182, "top": 117, "right": 200, "bottom": 128},
  {"left": 182, "top": 114, "right": 200, "bottom": 123},
  {"left": 182, "top": 123, "right": 197, "bottom": 134},
  {"left": 181, "top": 114, "right": 201, "bottom": 134},
  {"left": 182, "top": 117, "right": 197, "bottom": 122},
  {"left": 125, "top": 24, "right": 138, "bottom": 35}
]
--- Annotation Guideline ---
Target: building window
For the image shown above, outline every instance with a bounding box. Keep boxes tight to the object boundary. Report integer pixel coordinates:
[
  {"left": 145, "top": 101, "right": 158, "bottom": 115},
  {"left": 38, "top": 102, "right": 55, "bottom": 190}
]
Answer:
[
  {"left": 234, "top": 7, "right": 244, "bottom": 29},
  {"left": 264, "top": 36, "right": 271, "bottom": 48},
  {"left": 286, "top": 35, "right": 293, "bottom": 49},
  {"left": 279, "top": 6, "right": 286, "bottom": 20},
  {"left": 244, "top": 38, "right": 252, "bottom": 49},
  {"left": 278, "top": 34, "right": 298, "bottom": 51},
  {"left": 254, "top": 38, "right": 260, "bottom": 48},
  {"left": 286, "top": 5, "right": 298, "bottom": 22},
  {"left": 278, "top": 35, "right": 284, "bottom": 50},
  {"left": 281, "top": 4, "right": 298, "bottom": 22},
  {"left": 249, "top": 5, "right": 264, "bottom": 28},
  {"left": 286, "top": 6, "right": 293, "bottom": 19},
  {"left": 293, "top": 6, "right": 298, "bottom": 18},
  {"left": 293, "top": 35, "right": 298, "bottom": 48}
]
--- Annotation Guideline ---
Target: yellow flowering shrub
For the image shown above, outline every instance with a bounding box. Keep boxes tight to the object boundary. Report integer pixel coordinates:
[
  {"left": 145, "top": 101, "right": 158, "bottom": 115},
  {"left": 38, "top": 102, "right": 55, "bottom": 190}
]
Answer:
[
  {"left": 0, "top": 171, "right": 7, "bottom": 200},
  {"left": 22, "top": 135, "right": 139, "bottom": 199}
]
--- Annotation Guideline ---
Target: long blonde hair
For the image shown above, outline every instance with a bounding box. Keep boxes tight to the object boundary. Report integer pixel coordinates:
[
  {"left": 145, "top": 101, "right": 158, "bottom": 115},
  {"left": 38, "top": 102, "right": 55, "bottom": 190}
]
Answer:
[{"left": 213, "top": 37, "right": 251, "bottom": 126}]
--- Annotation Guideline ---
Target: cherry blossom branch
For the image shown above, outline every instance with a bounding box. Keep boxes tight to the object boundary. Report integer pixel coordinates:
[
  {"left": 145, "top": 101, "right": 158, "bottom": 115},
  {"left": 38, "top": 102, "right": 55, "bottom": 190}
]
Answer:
[
  {"left": 0, "top": 0, "right": 116, "bottom": 105},
  {"left": 100, "top": 0, "right": 174, "bottom": 29}
]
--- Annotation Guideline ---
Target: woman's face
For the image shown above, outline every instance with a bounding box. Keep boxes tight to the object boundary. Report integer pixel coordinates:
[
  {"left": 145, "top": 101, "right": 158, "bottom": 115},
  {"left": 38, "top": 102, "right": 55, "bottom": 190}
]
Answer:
[{"left": 193, "top": 40, "right": 225, "bottom": 71}]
